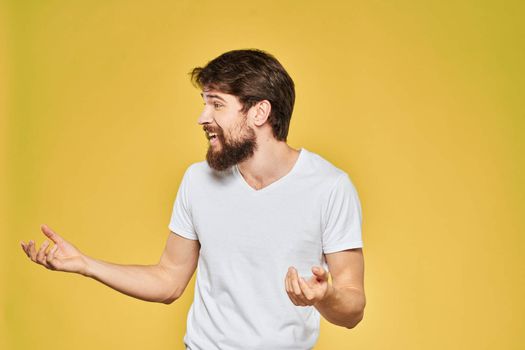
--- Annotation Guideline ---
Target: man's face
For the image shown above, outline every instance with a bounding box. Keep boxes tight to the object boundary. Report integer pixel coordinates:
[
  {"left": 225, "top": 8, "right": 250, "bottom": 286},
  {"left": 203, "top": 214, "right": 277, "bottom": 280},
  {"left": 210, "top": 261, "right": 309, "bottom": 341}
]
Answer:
[{"left": 198, "top": 89, "right": 257, "bottom": 171}]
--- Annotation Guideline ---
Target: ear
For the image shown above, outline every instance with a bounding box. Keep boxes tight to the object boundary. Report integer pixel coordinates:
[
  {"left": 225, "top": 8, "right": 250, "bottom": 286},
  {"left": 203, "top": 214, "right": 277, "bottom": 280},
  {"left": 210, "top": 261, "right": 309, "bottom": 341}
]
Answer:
[{"left": 252, "top": 100, "right": 272, "bottom": 127}]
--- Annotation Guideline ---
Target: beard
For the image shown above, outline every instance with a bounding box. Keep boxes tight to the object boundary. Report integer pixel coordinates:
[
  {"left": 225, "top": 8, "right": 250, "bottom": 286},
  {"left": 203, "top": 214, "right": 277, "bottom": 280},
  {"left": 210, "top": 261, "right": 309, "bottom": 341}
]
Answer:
[{"left": 205, "top": 124, "right": 257, "bottom": 172}]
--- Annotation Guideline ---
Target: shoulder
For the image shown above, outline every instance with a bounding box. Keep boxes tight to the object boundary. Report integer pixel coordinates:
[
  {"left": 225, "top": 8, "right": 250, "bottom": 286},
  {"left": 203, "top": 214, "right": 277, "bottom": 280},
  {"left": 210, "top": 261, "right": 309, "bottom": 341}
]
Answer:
[{"left": 301, "top": 148, "right": 349, "bottom": 185}]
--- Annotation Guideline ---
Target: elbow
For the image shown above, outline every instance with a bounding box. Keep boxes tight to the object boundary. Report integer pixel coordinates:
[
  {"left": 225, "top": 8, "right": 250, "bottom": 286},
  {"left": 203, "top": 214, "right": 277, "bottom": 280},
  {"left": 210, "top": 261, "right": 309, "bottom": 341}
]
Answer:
[
  {"left": 161, "top": 288, "right": 183, "bottom": 305},
  {"left": 161, "top": 297, "right": 176, "bottom": 305},
  {"left": 161, "top": 294, "right": 180, "bottom": 305},
  {"left": 345, "top": 314, "right": 363, "bottom": 329},
  {"left": 346, "top": 305, "right": 365, "bottom": 329}
]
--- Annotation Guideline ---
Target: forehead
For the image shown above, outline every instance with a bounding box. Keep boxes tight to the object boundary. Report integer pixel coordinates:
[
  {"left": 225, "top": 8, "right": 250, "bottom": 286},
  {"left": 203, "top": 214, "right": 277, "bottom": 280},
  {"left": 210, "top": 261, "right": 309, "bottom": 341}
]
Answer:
[{"left": 200, "top": 89, "right": 239, "bottom": 104}]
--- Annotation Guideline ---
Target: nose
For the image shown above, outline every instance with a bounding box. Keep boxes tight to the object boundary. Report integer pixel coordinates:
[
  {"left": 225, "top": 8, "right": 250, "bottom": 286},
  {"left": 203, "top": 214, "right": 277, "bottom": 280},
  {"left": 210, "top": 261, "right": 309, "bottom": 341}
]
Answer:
[{"left": 198, "top": 107, "right": 213, "bottom": 125}]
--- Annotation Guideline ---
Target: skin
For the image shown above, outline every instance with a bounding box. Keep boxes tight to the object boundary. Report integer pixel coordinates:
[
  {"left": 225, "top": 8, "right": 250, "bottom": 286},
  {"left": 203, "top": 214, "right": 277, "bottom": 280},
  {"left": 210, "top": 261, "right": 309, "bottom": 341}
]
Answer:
[
  {"left": 21, "top": 224, "right": 199, "bottom": 304},
  {"left": 21, "top": 88, "right": 366, "bottom": 328},
  {"left": 199, "top": 88, "right": 301, "bottom": 188}
]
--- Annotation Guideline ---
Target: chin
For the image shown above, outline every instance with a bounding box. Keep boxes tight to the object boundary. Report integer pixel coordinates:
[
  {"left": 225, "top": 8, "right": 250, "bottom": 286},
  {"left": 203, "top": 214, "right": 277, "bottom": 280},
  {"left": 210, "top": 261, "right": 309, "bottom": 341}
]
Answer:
[{"left": 209, "top": 144, "right": 222, "bottom": 153}]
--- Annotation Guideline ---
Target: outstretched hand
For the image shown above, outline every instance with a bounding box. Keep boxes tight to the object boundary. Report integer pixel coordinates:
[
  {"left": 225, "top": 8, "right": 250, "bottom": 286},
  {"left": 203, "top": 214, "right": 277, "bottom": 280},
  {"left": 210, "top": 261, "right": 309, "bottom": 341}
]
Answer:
[
  {"left": 21, "top": 224, "right": 88, "bottom": 275},
  {"left": 285, "top": 265, "right": 333, "bottom": 306}
]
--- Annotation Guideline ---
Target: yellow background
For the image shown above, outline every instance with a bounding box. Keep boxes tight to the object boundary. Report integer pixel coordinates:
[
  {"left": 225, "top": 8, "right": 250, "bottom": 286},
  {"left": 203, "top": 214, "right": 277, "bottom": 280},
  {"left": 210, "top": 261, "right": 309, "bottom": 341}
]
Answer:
[{"left": 2, "top": 0, "right": 524, "bottom": 349}]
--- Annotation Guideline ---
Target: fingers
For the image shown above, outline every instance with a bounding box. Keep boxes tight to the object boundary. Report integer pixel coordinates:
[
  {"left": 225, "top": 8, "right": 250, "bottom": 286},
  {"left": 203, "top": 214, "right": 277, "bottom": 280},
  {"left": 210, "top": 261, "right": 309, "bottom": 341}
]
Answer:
[
  {"left": 312, "top": 265, "right": 329, "bottom": 281},
  {"left": 284, "top": 266, "right": 329, "bottom": 307},
  {"left": 298, "top": 277, "right": 315, "bottom": 302},
  {"left": 40, "top": 224, "right": 63, "bottom": 244},
  {"left": 285, "top": 273, "right": 295, "bottom": 304},
  {"left": 46, "top": 244, "right": 59, "bottom": 270},
  {"left": 290, "top": 268, "right": 303, "bottom": 296},
  {"left": 28, "top": 240, "right": 37, "bottom": 261},
  {"left": 36, "top": 240, "right": 51, "bottom": 267},
  {"left": 21, "top": 240, "right": 37, "bottom": 261},
  {"left": 20, "top": 241, "right": 29, "bottom": 257},
  {"left": 21, "top": 239, "right": 57, "bottom": 270},
  {"left": 285, "top": 267, "right": 307, "bottom": 306},
  {"left": 285, "top": 268, "right": 299, "bottom": 305}
]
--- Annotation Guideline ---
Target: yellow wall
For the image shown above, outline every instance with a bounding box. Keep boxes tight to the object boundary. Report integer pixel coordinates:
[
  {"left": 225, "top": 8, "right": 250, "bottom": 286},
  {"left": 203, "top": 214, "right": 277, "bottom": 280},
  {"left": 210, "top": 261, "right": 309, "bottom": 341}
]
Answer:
[
  {"left": 3, "top": 1, "right": 524, "bottom": 349},
  {"left": 1, "top": 1, "right": 8, "bottom": 349}
]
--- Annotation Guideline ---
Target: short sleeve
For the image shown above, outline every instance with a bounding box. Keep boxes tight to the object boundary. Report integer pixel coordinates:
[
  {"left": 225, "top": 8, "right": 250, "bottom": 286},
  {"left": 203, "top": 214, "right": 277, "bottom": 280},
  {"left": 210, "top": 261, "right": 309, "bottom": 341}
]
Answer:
[
  {"left": 168, "top": 166, "right": 199, "bottom": 240},
  {"left": 322, "top": 173, "right": 363, "bottom": 253}
]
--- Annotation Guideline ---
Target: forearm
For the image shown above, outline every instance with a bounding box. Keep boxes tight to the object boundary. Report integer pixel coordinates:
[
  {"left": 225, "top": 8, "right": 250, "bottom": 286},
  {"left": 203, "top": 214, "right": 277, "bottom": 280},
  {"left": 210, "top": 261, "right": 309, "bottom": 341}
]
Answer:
[
  {"left": 82, "top": 256, "right": 177, "bottom": 304},
  {"left": 314, "top": 286, "right": 366, "bottom": 328}
]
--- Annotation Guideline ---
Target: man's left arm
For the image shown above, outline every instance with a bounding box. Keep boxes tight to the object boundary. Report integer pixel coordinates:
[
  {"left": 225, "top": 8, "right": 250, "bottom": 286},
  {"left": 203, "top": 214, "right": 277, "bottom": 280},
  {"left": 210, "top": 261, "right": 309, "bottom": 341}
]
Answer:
[
  {"left": 285, "top": 248, "right": 366, "bottom": 329},
  {"left": 315, "top": 248, "right": 365, "bottom": 328}
]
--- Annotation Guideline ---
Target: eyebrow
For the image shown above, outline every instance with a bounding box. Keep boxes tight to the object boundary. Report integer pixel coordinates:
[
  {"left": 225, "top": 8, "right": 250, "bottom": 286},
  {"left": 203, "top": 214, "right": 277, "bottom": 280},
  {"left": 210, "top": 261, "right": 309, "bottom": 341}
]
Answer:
[{"left": 200, "top": 92, "right": 227, "bottom": 103}]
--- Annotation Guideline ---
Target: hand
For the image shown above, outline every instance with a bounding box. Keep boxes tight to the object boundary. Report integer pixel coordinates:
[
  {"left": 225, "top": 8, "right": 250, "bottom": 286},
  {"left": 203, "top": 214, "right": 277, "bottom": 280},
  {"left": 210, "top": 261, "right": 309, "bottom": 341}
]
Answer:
[
  {"left": 21, "top": 224, "right": 88, "bottom": 275},
  {"left": 285, "top": 265, "right": 332, "bottom": 307}
]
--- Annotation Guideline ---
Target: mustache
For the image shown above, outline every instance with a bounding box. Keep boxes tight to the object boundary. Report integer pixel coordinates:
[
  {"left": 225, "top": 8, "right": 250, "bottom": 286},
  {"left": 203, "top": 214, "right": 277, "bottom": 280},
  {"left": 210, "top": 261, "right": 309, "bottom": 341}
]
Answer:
[{"left": 203, "top": 125, "right": 223, "bottom": 134}]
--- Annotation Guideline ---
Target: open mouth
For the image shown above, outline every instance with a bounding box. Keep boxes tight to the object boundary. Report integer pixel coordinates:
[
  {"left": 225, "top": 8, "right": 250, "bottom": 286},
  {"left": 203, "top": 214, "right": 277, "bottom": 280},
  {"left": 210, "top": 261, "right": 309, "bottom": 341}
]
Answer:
[{"left": 206, "top": 131, "right": 220, "bottom": 145}]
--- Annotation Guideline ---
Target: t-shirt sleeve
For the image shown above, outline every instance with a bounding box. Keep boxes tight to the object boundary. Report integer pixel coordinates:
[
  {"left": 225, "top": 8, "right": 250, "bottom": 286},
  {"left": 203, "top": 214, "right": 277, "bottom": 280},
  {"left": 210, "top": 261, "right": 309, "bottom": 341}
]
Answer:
[
  {"left": 322, "top": 172, "right": 363, "bottom": 253},
  {"left": 168, "top": 165, "right": 199, "bottom": 240}
]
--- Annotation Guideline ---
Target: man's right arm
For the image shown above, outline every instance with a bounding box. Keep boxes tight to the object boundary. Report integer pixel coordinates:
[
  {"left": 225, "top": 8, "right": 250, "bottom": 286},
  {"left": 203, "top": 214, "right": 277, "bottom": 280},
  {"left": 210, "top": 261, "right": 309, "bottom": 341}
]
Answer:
[
  {"left": 84, "top": 232, "right": 200, "bottom": 304},
  {"left": 21, "top": 224, "right": 200, "bottom": 304}
]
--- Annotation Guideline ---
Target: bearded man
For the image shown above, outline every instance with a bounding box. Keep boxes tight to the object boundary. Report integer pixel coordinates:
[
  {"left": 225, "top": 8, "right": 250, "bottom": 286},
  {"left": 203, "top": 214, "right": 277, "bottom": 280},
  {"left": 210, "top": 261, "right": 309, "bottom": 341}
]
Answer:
[{"left": 21, "top": 49, "right": 366, "bottom": 350}]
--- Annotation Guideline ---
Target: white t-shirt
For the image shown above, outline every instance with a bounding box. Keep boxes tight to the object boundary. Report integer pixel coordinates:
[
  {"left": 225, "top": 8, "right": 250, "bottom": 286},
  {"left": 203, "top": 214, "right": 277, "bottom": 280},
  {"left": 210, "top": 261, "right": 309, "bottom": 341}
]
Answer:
[{"left": 168, "top": 148, "right": 363, "bottom": 350}]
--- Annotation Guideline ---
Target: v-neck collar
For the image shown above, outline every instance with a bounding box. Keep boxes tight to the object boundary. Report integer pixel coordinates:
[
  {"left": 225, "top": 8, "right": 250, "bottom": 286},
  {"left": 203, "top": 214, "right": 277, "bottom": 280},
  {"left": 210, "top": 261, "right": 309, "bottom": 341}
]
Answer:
[{"left": 233, "top": 148, "right": 306, "bottom": 194}]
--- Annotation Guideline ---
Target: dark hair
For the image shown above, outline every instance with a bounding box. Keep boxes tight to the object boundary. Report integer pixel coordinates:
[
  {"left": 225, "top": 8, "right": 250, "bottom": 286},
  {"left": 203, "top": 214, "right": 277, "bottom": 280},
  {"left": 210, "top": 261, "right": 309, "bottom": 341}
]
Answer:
[{"left": 189, "top": 49, "right": 295, "bottom": 142}]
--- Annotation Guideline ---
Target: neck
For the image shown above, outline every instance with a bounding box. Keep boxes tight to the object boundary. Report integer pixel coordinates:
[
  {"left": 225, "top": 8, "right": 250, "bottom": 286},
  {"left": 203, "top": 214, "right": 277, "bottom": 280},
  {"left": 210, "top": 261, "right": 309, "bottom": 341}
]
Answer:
[{"left": 237, "top": 137, "right": 300, "bottom": 190}]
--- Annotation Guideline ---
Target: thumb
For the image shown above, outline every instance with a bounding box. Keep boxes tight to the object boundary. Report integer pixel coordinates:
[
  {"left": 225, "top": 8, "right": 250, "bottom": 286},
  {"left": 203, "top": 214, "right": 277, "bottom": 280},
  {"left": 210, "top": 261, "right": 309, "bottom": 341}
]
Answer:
[
  {"left": 312, "top": 266, "right": 329, "bottom": 281},
  {"left": 41, "top": 224, "right": 64, "bottom": 244}
]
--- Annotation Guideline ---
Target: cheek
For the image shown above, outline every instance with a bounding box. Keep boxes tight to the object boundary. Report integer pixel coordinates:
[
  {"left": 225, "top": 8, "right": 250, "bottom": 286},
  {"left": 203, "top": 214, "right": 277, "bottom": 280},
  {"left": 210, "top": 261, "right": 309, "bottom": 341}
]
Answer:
[
  {"left": 213, "top": 113, "right": 232, "bottom": 130},
  {"left": 215, "top": 110, "right": 247, "bottom": 136}
]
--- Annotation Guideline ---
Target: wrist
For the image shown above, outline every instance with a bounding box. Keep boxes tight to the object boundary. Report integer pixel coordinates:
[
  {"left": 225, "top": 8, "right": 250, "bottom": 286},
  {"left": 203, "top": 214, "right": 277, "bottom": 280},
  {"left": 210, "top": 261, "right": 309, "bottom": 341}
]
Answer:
[
  {"left": 81, "top": 255, "right": 96, "bottom": 277},
  {"left": 315, "top": 283, "right": 335, "bottom": 307}
]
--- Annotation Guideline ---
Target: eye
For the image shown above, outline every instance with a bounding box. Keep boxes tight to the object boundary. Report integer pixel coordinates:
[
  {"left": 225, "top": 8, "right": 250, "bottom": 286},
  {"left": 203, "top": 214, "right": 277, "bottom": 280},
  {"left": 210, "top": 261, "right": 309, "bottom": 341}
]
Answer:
[{"left": 213, "top": 102, "right": 223, "bottom": 109}]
